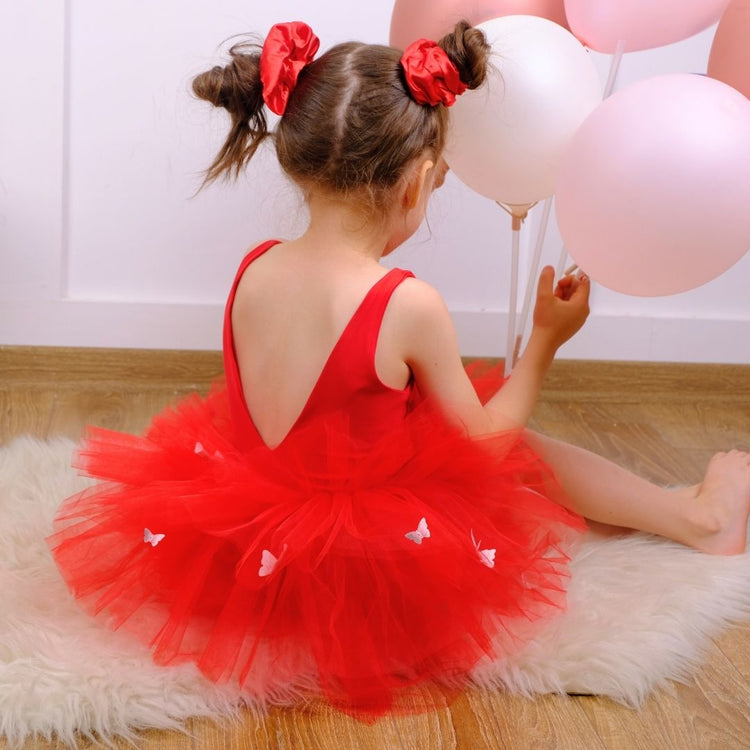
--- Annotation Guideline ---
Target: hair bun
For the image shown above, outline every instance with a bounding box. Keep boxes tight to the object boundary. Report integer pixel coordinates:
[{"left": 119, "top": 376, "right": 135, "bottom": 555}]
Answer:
[
  {"left": 438, "top": 20, "right": 490, "bottom": 91},
  {"left": 192, "top": 40, "right": 269, "bottom": 184},
  {"left": 193, "top": 44, "right": 263, "bottom": 120},
  {"left": 192, "top": 65, "right": 229, "bottom": 108}
]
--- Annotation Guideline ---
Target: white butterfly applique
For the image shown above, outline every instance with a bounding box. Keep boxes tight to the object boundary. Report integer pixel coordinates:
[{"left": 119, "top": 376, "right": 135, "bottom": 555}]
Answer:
[
  {"left": 471, "top": 530, "right": 496, "bottom": 569},
  {"left": 143, "top": 528, "right": 166, "bottom": 547},
  {"left": 258, "top": 544, "right": 288, "bottom": 577},
  {"left": 195, "top": 442, "right": 224, "bottom": 459},
  {"left": 405, "top": 517, "right": 430, "bottom": 545}
]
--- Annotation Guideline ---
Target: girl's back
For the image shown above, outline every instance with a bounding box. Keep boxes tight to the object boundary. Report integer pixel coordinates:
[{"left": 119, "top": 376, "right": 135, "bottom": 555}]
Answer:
[{"left": 231, "top": 238, "right": 411, "bottom": 448}]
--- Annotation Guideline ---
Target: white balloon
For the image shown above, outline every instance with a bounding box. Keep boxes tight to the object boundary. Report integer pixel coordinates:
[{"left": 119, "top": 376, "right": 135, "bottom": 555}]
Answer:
[{"left": 445, "top": 15, "right": 602, "bottom": 206}]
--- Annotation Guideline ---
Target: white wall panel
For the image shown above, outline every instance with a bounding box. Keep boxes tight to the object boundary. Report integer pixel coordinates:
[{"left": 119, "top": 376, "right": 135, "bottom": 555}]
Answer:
[
  {"left": 1, "top": 2, "right": 65, "bottom": 301},
  {"left": 1, "top": 2, "right": 748, "bottom": 362}
]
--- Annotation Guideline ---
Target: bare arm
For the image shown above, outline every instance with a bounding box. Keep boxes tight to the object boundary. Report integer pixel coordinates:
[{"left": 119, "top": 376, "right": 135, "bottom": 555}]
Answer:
[
  {"left": 392, "top": 267, "right": 590, "bottom": 435},
  {"left": 484, "top": 267, "right": 590, "bottom": 428}
]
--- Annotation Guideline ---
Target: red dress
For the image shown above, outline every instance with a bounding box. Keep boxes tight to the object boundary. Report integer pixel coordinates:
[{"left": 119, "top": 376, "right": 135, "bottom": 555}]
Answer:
[{"left": 49, "top": 240, "right": 585, "bottom": 717}]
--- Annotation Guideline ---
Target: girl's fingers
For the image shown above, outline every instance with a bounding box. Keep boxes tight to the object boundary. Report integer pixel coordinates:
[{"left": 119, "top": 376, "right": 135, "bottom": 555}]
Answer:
[
  {"left": 571, "top": 273, "right": 590, "bottom": 299},
  {"left": 555, "top": 272, "right": 590, "bottom": 302},
  {"left": 569, "top": 274, "right": 591, "bottom": 310},
  {"left": 555, "top": 275, "right": 577, "bottom": 301},
  {"left": 536, "top": 266, "right": 556, "bottom": 298}
]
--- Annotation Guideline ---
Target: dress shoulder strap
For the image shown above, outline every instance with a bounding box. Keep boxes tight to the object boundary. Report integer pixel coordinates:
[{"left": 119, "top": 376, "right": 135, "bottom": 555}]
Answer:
[
  {"left": 318, "top": 268, "right": 414, "bottom": 390},
  {"left": 222, "top": 240, "right": 280, "bottom": 450},
  {"left": 346, "top": 268, "right": 415, "bottom": 359}
]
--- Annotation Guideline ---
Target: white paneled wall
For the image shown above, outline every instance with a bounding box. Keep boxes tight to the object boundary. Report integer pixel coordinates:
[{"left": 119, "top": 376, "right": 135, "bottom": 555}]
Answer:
[{"left": 1, "top": 1, "right": 748, "bottom": 362}]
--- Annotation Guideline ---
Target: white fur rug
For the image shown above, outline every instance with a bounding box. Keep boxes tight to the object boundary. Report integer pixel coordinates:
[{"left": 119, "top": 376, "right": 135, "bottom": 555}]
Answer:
[{"left": 1, "top": 436, "right": 750, "bottom": 746}]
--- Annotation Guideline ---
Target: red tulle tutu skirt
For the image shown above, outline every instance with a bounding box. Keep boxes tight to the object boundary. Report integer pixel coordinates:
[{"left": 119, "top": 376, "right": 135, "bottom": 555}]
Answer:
[{"left": 49, "top": 384, "right": 585, "bottom": 717}]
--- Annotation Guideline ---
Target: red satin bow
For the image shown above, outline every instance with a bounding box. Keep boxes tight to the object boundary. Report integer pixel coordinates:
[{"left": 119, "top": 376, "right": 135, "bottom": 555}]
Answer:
[
  {"left": 400, "top": 39, "right": 467, "bottom": 107},
  {"left": 260, "top": 22, "right": 320, "bottom": 115}
]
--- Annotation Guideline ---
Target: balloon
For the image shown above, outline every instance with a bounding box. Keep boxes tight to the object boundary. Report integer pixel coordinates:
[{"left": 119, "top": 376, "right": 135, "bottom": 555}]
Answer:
[
  {"left": 555, "top": 75, "right": 750, "bottom": 297},
  {"left": 389, "top": 0, "right": 568, "bottom": 49},
  {"left": 564, "top": 0, "right": 731, "bottom": 53},
  {"left": 708, "top": 0, "right": 750, "bottom": 99},
  {"left": 445, "top": 15, "right": 601, "bottom": 206}
]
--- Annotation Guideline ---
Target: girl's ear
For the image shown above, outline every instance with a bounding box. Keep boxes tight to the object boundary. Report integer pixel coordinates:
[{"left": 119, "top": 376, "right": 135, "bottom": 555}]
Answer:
[{"left": 402, "top": 158, "right": 435, "bottom": 210}]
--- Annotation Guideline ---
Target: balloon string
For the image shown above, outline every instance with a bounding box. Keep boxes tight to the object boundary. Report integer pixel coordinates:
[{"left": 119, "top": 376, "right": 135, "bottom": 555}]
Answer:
[
  {"left": 603, "top": 40, "right": 626, "bottom": 99},
  {"left": 496, "top": 202, "right": 514, "bottom": 218},
  {"left": 496, "top": 202, "right": 536, "bottom": 374},
  {"left": 505, "top": 223, "right": 521, "bottom": 378},
  {"left": 515, "top": 196, "right": 553, "bottom": 364}
]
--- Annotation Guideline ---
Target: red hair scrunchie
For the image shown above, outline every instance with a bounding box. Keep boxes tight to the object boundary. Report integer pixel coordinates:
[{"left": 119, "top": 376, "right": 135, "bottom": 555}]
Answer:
[
  {"left": 400, "top": 39, "right": 468, "bottom": 107},
  {"left": 260, "top": 21, "right": 320, "bottom": 115}
]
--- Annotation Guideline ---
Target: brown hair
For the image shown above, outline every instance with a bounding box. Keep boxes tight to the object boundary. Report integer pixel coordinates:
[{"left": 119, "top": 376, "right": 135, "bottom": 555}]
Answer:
[{"left": 193, "top": 21, "right": 490, "bottom": 211}]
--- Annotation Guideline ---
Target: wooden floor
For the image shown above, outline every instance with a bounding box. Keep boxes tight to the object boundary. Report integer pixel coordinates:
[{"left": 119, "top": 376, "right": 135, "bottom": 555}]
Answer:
[{"left": 2, "top": 347, "right": 750, "bottom": 750}]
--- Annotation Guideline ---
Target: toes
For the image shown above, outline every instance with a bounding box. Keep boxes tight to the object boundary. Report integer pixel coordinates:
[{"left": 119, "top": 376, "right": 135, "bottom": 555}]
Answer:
[{"left": 707, "top": 451, "right": 750, "bottom": 473}]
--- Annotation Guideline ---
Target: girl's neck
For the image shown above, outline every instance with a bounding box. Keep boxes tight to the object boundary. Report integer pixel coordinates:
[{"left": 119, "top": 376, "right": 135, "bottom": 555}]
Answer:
[{"left": 300, "top": 192, "right": 394, "bottom": 263}]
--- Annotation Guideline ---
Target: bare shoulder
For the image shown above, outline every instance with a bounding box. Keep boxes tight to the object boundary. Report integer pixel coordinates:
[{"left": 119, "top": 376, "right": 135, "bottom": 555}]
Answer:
[
  {"left": 384, "top": 273, "right": 487, "bottom": 431},
  {"left": 387, "top": 275, "right": 452, "bottom": 328},
  {"left": 382, "top": 275, "right": 460, "bottom": 365}
]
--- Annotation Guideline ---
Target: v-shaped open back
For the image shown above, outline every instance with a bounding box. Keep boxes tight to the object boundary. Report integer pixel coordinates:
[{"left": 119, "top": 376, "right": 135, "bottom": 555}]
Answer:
[{"left": 223, "top": 241, "right": 416, "bottom": 451}]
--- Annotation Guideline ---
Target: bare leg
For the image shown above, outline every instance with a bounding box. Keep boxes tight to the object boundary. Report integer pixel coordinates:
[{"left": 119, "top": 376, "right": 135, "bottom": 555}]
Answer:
[{"left": 525, "top": 430, "right": 750, "bottom": 556}]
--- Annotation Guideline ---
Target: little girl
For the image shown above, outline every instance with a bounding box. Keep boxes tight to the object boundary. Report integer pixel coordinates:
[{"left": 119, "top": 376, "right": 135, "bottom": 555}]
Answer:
[{"left": 49, "top": 20, "right": 750, "bottom": 717}]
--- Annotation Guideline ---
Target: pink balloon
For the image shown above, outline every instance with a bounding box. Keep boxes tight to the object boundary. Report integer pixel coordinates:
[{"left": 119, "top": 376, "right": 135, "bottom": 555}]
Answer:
[
  {"left": 708, "top": 0, "right": 750, "bottom": 99},
  {"left": 564, "top": 0, "right": 730, "bottom": 53},
  {"left": 389, "top": 0, "right": 568, "bottom": 49},
  {"left": 555, "top": 75, "right": 750, "bottom": 297}
]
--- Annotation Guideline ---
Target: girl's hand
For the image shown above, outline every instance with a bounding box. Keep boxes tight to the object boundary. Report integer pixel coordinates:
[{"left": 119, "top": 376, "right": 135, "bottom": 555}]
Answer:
[{"left": 531, "top": 266, "right": 590, "bottom": 351}]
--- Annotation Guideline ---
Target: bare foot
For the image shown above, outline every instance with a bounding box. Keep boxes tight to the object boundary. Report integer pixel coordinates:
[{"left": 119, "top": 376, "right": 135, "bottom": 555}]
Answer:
[{"left": 691, "top": 451, "right": 750, "bottom": 555}]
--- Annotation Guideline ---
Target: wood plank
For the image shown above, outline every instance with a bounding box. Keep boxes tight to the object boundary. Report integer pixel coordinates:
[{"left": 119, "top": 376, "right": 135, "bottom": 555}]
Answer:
[
  {"left": 268, "top": 701, "right": 409, "bottom": 750},
  {"left": 0, "top": 346, "right": 222, "bottom": 389},
  {"left": 183, "top": 711, "right": 277, "bottom": 750},
  {"left": 0, "top": 387, "right": 55, "bottom": 442},
  {"left": 45, "top": 388, "right": 183, "bottom": 438},
  {"left": 384, "top": 686, "right": 456, "bottom": 749},
  {"left": 448, "top": 690, "right": 509, "bottom": 749},
  {"left": 540, "top": 360, "right": 750, "bottom": 403},
  {"left": 689, "top": 643, "right": 750, "bottom": 747},
  {"left": 581, "top": 667, "right": 750, "bottom": 750},
  {"left": 717, "top": 625, "right": 750, "bottom": 683},
  {"left": 453, "top": 690, "right": 606, "bottom": 750}
]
